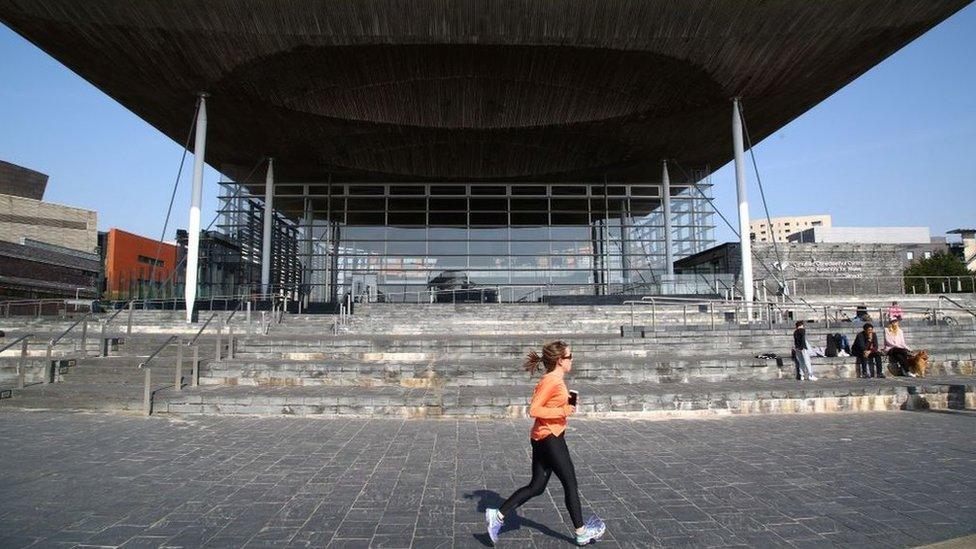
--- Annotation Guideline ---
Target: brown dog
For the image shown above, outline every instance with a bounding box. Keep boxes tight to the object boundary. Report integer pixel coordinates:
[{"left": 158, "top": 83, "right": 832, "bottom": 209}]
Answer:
[{"left": 907, "top": 350, "right": 929, "bottom": 377}]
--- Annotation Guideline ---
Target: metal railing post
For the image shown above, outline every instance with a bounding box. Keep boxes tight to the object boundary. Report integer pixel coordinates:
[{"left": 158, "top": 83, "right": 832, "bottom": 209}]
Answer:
[
  {"left": 80, "top": 317, "right": 88, "bottom": 356},
  {"left": 100, "top": 320, "right": 107, "bottom": 357},
  {"left": 215, "top": 324, "right": 222, "bottom": 361},
  {"left": 651, "top": 302, "right": 656, "bottom": 331},
  {"left": 191, "top": 345, "right": 199, "bottom": 387},
  {"left": 246, "top": 301, "right": 252, "bottom": 335},
  {"left": 44, "top": 341, "right": 53, "bottom": 384},
  {"left": 18, "top": 338, "right": 28, "bottom": 389},
  {"left": 143, "top": 368, "right": 152, "bottom": 415},
  {"left": 127, "top": 300, "right": 134, "bottom": 335},
  {"left": 175, "top": 339, "right": 183, "bottom": 391},
  {"left": 710, "top": 303, "right": 715, "bottom": 330},
  {"left": 228, "top": 327, "right": 235, "bottom": 359}
]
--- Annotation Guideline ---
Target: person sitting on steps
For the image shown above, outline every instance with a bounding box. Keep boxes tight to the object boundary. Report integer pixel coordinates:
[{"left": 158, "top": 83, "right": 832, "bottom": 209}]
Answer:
[
  {"left": 883, "top": 318, "right": 915, "bottom": 377},
  {"left": 852, "top": 323, "right": 884, "bottom": 379}
]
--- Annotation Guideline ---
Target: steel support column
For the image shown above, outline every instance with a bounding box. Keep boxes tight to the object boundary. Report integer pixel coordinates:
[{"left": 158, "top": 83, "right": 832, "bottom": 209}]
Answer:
[
  {"left": 662, "top": 159, "right": 674, "bottom": 277},
  {"left": 732, "top": 98, "right": 755, "bottom": 308},
  {"left": 185, "top": 93, "right": 207, "bottom": 323},
  {"left": 261, "top": 157, "right": 274, "bottom": 294}
]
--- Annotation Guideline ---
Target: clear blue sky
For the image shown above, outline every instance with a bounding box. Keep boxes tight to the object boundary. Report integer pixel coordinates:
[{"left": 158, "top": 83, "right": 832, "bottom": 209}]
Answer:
[{"left": 1, "top": 5, "right": 974, "bottom": 245}]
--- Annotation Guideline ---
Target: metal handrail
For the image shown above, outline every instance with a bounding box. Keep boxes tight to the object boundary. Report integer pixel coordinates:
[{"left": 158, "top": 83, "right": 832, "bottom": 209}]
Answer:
[
  {"left": 938, "top": 295, "right": 976, "bottom": 319},
  {"left": 0, "top": 333, "right": 33, "bottom": 354},
  {"left": 102, "top": 301, "right": 131, "bottom": 326},
  {"left": 138, "top": 335, "right": 179, "bottom": 369},
  {"left": 188, "top": 313, "right": 218, "bottom": 347},
  {"left": 50, "top": 313, "right": 91, "bottom": 347}
]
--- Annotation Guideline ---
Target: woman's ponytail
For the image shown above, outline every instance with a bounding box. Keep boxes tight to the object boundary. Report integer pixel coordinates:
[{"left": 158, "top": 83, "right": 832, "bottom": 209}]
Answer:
[
  {"left": 522, "top": 340, "right": 568, "bottom": 376},
  {"left": 523, "top": 349, "right": 543, "bottom": 375}
]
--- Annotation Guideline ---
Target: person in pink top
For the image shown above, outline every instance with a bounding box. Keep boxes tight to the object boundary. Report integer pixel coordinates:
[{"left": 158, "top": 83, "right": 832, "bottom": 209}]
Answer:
[
  {"left": 883, "top": 318, "right": 914, "bottom": 376},
  {"left": 888, "top": 301, "right": 903, "bottom": 322}
]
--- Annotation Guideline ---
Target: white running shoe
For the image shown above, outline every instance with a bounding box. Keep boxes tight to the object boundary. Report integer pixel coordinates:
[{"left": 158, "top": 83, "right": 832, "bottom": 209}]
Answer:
[
  {"left": 576, "top": 516, "right": 606, "bottom": 545},
  {"left": 808, "top": 375, "right": 818, "bottom": 381},
  {"left": 485, "top": 508, "right": 503, "bottom": 545}
]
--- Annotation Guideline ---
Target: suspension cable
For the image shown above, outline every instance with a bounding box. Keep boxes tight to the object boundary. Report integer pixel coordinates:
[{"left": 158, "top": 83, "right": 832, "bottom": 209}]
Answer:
[{"left": 670, "top": 159, "right": 787, "bottom": 291}]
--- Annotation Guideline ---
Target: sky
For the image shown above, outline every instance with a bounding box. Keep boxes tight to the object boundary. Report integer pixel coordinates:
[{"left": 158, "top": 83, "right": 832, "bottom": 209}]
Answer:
[{"left": 1, "top": 5, "right": 975, "bottom": 245}]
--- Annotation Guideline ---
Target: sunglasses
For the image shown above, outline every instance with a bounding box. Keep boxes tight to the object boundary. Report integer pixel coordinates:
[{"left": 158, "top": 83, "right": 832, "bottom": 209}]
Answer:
[{"left": 562, "top": 353, "right": 573, "bottom": 360}]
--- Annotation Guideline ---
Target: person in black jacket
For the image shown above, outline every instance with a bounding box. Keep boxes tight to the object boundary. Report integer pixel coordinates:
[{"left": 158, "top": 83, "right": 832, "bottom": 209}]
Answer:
[
  {"left": 792, "top": 321, "right": 817, "bottom": 381},
  {"left": 851, "top": 323, "right": 884, "bottom": 378}
]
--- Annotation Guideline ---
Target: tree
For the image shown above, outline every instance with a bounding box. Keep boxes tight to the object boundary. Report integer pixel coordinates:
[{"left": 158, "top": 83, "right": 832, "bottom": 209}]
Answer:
[{"left": 903, "top": 252, "right": 974, "bottom": 293}]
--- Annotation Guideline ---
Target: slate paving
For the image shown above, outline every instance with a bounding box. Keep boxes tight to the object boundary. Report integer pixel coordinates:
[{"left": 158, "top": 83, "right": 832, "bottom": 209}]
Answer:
[{"left": 1, "top": 410, "right": 975, "bottom": 548}]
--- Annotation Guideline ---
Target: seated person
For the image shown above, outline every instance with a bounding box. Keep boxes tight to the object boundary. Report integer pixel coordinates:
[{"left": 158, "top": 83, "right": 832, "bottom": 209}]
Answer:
[
  {"left": 883, "top": 318, "right": 914, "bottom": 376},
  {"left": 887, "top": 301, "right": 903, "bottom": 322},
  {"left": 851, "top": 323, "right": 884, "bottom": 379}
]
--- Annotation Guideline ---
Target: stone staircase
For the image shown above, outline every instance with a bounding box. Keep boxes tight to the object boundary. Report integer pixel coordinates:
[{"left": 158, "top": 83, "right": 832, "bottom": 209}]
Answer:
[{"left": 1, "top": 303, "right": 974, "bottom": 418}]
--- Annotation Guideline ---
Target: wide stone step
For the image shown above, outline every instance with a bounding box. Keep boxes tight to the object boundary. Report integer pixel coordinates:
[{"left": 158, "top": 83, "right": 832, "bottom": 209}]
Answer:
[
  {"left": 154, "top": 377, "right": 976, "bottom": 418},
  {"left": 200, "top": 354, "right": 976, "bottom": 387}
]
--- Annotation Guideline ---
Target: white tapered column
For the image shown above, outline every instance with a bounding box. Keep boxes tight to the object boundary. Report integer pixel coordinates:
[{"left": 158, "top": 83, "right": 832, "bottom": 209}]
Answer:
[
  {"left": 732, "top": 98, "right": 755, "bottom": 306},
  {"left": 185, "top": 94, "right": 208, "bottom": 323},
  {"left": 261, "top": 158, "right": 274, "bottom": 294},
  {"left": 662, "top": 160, "right": 674, "bottom": 277}
]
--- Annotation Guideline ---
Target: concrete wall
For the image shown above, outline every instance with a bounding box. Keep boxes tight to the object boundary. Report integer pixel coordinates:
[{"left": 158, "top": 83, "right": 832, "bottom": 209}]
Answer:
[
  {"left": 790, "top": 226, "right": 931, "bottom": 244},
  {"left": 0, "top": 160, "right": 47, "bottom": 200},
  {"left": 0, "top": 193, "right": 97, "bottom": 253}
]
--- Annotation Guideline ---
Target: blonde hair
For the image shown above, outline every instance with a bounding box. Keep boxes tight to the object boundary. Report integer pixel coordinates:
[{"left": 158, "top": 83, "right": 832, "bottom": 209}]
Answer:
[{"left": 523, "top": 340, "right": 569, "bottom": 375}]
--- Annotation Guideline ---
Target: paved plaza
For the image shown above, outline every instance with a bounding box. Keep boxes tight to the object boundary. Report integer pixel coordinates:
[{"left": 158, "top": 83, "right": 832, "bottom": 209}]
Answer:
[{"left": 1, "top": 411, "right": 975, "bottom": 549}]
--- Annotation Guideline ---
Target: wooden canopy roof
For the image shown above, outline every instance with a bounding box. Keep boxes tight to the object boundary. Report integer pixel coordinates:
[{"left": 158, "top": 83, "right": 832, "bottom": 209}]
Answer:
[{"left": 0, "top": 0, "right": 970, "bottom": 184}]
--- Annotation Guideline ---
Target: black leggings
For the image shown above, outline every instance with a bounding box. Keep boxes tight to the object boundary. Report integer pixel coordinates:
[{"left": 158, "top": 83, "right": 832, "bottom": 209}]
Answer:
[{"left": 499, "top": 434, "right": 583, "bottom": 529}]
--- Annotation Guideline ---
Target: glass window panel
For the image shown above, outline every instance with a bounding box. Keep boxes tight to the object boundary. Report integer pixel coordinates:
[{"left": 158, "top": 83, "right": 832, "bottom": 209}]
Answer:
[
  {"left": 510, "top": 198, "right": 548, "bottom": 211},
  {"left": 428, "top": 227, "right": 468, "bottom": 240},
  {"left": 551, "top": 212, "right": 589, "bottom": 224},
  {"left": 428, "top": 240, "right": 467, "bottom": 254},
  {"left": 274, "top": 184, "right": 304, "bottom": 196},
  {"left": 551, "top": 198, "right": 588, "bottom": 211},
  {"left": 347, "top": 197, "right": 385, "bottom": 211},
  {"left": 344, "top": 226, "right": 387, "bottom": 240},
  {"left": 470, "top": 227, "right": 508, "bottom": 241},
  {"left": 512, "top": 186, "right": 547, "bottom": 196},
  {"left": 346, "top": 212, "right": 384, "bottom": 224},
  {"left": 430, "top": 198, "right": 467, "bottom": 210},
  {"left": 552, "top": 185, "right": 587, "bottom": 195},
  {"left": 349, "top": 185, "right": 384, "bottom": 195},
  {"left": 384, "top": 240, "right": 427, "bottom": 254},
  {"left": 469, "top": 255, "right": 510, "bottom": 268},
  {"left": 431, "top": 185, "right": 465, "bottom": 195},
  {"left": 592, "top": 186, "right": 627, "bottom": 196},
  {"left": 550, "top": 226, "right": 589, "bottom": 241},
  {"left": 511, "top": 227, "right": 549, "bottom": 241},
  {"left": 470, "top": 198, "right": 507, "bottom": 211},
  {"left": 470, "top": 240, "right": 508, "bottom": 254},
  {"left": 511, "top": 240, "right": 549, "bottom": 254},
  {"left": 430, "top": 212, "right": 467, "bottom": 225},
  {"left": 388, "top": 198, "right": 426, "bottom": 210},
  {"left": 428, "top": 255, "right": 468, "bottom": 269},
  {"left": 388, "top": 212, "right": 426, "bottom": 225},
  {"left": 630, "top": 186, "right": 659, "bottom": 197},
  {"left": 511, "top": 212, "right": 548, "bottom": 225},
  {"left": 470, "top": 212, "right": 507, "bottom": 225},
  {"left": 471, "top": 185, "right": 506, "bottom": 195},
  {"left": 629, "top": 199, "right": 658, "bottom": 214},
  {"left": 387, "top": 228, "right": 427, "bottom": 241},
  {"left": 390, "top": 185, "right": 425, "bottom": 195}
]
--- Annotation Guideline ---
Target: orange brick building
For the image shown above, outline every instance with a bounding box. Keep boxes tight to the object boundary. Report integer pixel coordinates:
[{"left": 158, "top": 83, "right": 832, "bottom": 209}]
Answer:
[{"left": 103, "top": 228, "right": 178, "bottom": 299}]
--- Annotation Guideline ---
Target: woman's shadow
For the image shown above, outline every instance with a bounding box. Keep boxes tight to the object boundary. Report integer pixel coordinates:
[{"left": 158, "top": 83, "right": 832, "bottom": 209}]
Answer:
[{"left": 464, "top": 489, "right": 576, "bottom": 546}]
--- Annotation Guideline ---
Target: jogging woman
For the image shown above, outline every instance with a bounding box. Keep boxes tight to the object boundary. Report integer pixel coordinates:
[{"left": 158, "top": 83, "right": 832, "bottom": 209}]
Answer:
[{"left": 485, "top": 340, "right": 605, "bottom": 545}]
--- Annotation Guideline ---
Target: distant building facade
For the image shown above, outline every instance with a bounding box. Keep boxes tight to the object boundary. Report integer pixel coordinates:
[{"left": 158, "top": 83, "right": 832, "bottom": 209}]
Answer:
[
  {"left": 0, "top": 160, "right": 100, "bottom": 300},
  {"left": 750, "top": 215, "right": 831, "bottom": 243},
  {"left": 948, "top": 229, "right": 976, "bottom": 271},
  {"left": 101, "top": 228, "right": 179, "bottom": 300}
]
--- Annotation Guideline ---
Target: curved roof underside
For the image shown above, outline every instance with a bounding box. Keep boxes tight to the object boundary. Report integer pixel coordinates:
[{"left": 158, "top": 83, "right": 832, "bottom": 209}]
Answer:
[{"left": 0, "top": 0, "right": 970, "bottom": 184}]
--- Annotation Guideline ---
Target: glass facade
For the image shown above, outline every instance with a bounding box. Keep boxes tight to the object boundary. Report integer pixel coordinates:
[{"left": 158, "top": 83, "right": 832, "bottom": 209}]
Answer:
[{"left": 217, "top": 177, "right": 715, "bottom": 302}]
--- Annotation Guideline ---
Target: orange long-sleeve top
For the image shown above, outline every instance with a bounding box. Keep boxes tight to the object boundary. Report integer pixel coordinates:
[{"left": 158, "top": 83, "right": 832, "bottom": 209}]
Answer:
[{"left": 529, "top": 371, "right": 573, "bottom": 441}]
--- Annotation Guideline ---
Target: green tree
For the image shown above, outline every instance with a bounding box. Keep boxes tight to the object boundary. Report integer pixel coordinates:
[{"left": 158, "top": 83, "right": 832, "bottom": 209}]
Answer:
[{"left": 903, "top": 252, "right": 974, "bottom": 293}]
